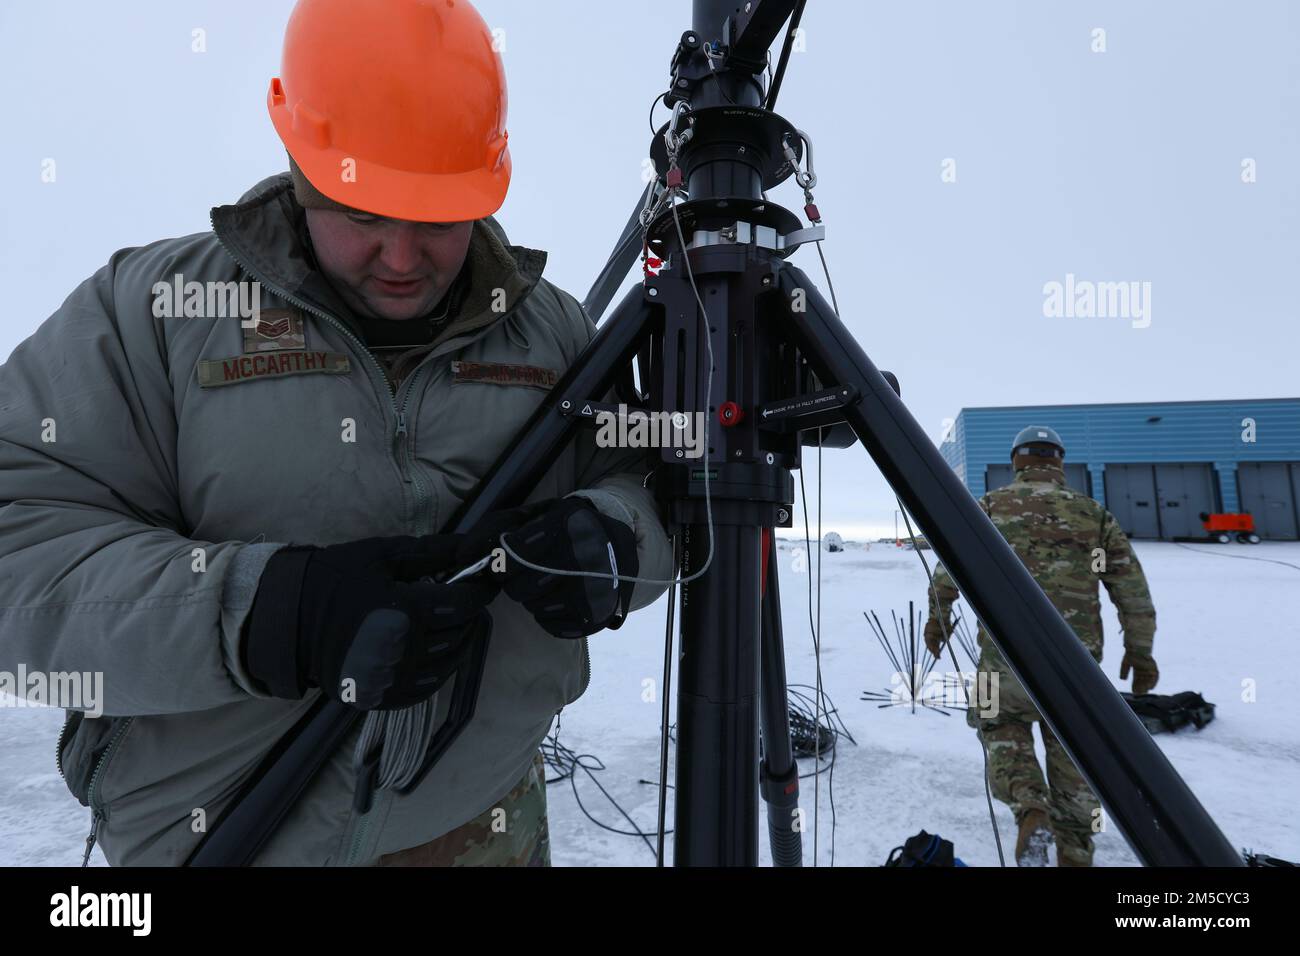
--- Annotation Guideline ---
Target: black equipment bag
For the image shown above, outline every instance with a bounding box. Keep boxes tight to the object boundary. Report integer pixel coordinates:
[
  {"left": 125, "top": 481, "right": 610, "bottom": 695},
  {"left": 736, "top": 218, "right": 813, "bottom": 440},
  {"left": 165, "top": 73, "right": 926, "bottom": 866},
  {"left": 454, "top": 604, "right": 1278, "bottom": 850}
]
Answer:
[
  {"left": 1122, "top": 691, "right": 1216, "bottom": 735},
  {"left": 885, "top": 830, "right": 965, "bottom": 867}
]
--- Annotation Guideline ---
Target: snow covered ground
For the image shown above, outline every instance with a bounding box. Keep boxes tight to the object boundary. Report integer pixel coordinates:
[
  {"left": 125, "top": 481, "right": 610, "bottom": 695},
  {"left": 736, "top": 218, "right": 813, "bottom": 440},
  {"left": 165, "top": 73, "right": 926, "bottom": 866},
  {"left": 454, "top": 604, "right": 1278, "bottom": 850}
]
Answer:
[
  {"left": 3, "top": 540, "right": 1297, "bottom": 866},
  {"left": 544, "top": 540, "right": 1300, "bottom": 867}
]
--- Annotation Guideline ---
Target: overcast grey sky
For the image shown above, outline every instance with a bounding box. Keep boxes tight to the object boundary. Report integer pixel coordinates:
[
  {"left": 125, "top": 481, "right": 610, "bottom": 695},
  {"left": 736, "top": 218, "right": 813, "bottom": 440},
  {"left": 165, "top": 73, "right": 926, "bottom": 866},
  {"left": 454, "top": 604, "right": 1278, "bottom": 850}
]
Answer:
[{"left": 3, "top": 1, "right": 1297, "bottom": 538}]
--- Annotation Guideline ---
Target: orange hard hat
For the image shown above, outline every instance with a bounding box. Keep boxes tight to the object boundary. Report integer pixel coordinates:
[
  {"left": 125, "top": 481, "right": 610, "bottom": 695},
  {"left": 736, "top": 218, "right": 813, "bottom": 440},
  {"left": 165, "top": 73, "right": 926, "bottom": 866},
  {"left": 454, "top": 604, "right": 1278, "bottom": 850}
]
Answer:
[{"left": 268, "top": 0, "right": 511, "bottom": 222}]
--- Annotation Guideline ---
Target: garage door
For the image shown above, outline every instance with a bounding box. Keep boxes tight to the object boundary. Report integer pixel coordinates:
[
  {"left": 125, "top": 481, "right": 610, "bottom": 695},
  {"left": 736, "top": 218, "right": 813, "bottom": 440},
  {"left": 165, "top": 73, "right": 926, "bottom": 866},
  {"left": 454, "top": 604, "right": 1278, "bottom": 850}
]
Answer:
[
  {"left": 1294, "top": 464, "right": 1300, "bottom": 527},
  {"left": 1154, "top": 463, "right": 1219, "bottom": 539},
  {"left": 1238, "top": 462, "right": 1299, "bottom": 540},
  {"left": 986, "top": 463, "right": 1091, "bottom": 495},
  {"left": 1104, "top": 465, "right": 1161, "bottom": 539}
]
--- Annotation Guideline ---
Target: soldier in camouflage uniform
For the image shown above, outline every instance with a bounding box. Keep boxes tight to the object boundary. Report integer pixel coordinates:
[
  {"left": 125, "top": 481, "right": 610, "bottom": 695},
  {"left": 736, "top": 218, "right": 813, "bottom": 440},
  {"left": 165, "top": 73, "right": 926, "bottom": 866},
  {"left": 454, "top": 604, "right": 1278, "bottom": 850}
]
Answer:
[{"left": 924, "top": 426, "right": 1158, "bottom": 866}]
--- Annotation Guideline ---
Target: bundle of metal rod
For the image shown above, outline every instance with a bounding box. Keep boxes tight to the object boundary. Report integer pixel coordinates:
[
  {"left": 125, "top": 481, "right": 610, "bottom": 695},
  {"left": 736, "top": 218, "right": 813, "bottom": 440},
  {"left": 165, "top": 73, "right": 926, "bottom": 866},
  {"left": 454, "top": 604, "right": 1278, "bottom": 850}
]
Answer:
[
  {"left": 860, "top": 603, "right": 959, "bottom": 715},
  {"left": 950, "top": 613, "right": 981, "bottom": 670}
]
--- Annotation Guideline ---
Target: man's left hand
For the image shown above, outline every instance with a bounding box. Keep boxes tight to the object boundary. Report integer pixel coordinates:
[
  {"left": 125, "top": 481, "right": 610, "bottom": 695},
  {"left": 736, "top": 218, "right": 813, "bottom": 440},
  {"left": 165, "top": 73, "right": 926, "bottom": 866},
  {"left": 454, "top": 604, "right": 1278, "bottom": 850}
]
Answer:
[{"left": 462, "top": 498, "right": 639, "bottom": 639}]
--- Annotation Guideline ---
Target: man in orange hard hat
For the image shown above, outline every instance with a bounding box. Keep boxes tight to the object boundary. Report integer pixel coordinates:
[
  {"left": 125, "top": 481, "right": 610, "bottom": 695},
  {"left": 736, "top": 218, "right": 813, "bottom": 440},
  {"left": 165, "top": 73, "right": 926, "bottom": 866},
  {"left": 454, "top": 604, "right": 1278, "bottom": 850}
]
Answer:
[
  {"left": 268, "top": 0, "right": 515, "bottom": 327},
  {"left": 0, "top": 0, "right": 671, "bottom": 866}
]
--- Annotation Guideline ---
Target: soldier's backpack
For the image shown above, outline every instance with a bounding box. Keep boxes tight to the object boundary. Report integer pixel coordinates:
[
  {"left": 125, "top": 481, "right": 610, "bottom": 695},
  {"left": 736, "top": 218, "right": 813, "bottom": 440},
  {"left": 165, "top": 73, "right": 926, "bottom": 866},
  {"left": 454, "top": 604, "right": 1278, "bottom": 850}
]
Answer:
[
  {"left": 1122, "top": 691, "right": 1216, "bottom": 734},
  {"left": 885, "top": 830, "right": 967, "bottom": 867}
]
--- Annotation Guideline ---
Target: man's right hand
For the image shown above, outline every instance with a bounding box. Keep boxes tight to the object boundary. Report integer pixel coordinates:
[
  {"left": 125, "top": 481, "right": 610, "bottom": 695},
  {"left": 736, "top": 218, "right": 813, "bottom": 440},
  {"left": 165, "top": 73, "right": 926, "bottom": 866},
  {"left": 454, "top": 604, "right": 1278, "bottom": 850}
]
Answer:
[
  {"left": 1120, "top": 649, "right": 1159, "bottom": 696},
  {"left": 924, "top": 618, "right": 948, "bottom": 659},
  {"left": 242, "top": 535, "right": 498, "bottom": 710}
]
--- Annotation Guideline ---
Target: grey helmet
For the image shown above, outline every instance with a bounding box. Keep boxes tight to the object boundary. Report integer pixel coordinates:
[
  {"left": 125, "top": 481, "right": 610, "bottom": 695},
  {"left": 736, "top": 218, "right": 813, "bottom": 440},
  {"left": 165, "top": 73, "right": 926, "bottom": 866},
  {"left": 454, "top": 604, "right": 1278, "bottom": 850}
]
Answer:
[{"left": 1011, "top": 425, "right": 1064, "bottom": 461}]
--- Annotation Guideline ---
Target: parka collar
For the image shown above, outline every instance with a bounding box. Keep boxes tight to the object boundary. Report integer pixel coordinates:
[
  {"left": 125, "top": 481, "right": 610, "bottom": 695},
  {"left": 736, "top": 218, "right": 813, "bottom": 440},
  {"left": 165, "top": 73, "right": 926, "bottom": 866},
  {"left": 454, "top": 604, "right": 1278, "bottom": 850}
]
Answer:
[{"left": 1014, "top": 463, "right": 1068, "bottom": 486}]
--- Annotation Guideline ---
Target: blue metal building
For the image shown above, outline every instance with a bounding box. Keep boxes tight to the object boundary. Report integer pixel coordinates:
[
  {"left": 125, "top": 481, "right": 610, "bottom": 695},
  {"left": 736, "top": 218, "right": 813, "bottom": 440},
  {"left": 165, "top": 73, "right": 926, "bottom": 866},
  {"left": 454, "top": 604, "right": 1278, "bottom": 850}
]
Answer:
[{"left": 940, "top": 398, "right": 1300, "bottom": 540}]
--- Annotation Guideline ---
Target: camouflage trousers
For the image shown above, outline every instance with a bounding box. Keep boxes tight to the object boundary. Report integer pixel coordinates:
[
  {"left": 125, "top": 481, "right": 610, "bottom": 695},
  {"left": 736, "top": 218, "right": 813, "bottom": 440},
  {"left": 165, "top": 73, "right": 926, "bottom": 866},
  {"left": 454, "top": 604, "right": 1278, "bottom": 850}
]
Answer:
[
  {"left": 372, "top": 751, "right": 551, "bottom": 867},
  {"left": 969, "top": 651, "right": 1099, "bottom": 866}
]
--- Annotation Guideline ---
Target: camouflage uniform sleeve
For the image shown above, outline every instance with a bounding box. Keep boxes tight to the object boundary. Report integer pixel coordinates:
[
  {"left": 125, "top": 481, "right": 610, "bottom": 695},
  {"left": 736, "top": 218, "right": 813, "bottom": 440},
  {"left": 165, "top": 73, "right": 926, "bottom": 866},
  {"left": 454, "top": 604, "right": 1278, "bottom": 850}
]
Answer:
[
  {"left": 926, "top": 563, "right": 961, "bottom": 628},
  {"left": 1098, "top": 509, "right": 1156, "bottom": 654},
  {"left": 927, "top": 494, "right": 991, "bottom": 626}
]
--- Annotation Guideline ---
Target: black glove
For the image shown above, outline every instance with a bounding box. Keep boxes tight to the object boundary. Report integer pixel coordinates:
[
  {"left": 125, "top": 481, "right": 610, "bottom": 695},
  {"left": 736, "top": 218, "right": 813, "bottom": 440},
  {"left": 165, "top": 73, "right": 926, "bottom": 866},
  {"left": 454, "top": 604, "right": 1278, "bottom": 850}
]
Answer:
[
  {"left": 242, "top": 535, "right": 498, "bottom": 710},
  {"left": 461, "top": 497, "right": 639, "bottom": 639}
]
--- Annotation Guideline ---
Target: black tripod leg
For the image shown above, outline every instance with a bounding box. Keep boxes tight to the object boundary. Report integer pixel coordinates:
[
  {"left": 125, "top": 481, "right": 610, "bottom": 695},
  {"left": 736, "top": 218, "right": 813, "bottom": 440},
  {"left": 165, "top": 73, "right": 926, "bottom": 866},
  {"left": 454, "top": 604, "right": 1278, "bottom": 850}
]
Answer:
[
  {"left": 582, "top": 180, "right": 658, "bottom": 321},
  {"left": 758, "top": 529, "right": 802, "bottom": 867},
  {"left": 675, "top": 522, "right": 762, "bottom": 866},
  {"left": 776, "top": 264, "right": 1240, "bottom": 867},
  {"left": 450, "top": 287, "right": 659, "bottom": 531},
  {"left": 187, "top": 692, "right": 356, "bottom": 866},
  {"left": 402, "top": 284, "right": 659, "bottom": 789}
]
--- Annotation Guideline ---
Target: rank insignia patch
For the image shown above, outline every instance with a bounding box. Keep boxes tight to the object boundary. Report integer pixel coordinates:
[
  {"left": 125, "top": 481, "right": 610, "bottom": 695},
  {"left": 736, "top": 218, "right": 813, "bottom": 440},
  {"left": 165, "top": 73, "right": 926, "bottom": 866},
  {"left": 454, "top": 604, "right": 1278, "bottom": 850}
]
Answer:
[{"left": 243, "top": 308, "right": 307, "bottom": 353}]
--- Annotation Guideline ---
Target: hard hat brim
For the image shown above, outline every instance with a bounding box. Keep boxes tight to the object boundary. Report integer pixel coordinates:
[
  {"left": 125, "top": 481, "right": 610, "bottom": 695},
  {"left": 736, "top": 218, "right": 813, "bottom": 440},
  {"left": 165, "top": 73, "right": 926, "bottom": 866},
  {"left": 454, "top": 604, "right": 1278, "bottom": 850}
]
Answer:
[{"left": 271, "top": 99, "right": 511, "bottom": 223}]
